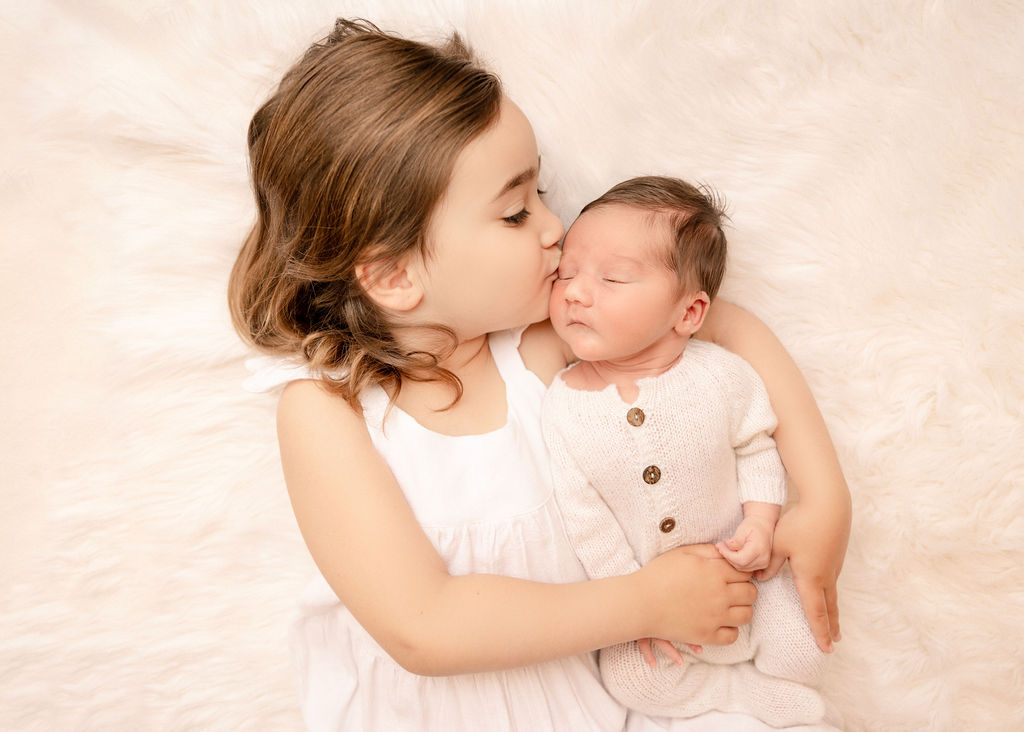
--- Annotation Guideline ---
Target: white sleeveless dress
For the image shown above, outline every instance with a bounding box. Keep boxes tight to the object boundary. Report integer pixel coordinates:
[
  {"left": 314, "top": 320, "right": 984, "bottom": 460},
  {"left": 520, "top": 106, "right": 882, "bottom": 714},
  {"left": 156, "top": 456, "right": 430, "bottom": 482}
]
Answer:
[
  {"left": 246, "top": 328, "right": 840, "bottom": 732},
  {"left": 248, "top": 328, "right": 626, "bottom": 731}
]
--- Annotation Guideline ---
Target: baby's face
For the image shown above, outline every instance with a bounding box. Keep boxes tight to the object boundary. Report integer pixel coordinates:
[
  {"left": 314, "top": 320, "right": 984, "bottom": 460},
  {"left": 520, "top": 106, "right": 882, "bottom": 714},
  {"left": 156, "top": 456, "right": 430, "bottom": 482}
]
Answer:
[{"left": 550, "top": 205, "right": 690, "bottom": 362}]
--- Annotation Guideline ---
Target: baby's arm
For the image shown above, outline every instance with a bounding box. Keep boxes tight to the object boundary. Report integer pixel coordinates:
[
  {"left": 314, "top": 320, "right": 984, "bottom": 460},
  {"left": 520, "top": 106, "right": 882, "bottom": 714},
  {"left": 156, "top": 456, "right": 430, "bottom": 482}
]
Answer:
[
  {"left": 696, "top": 300, "right": 851, "bottom": 652},
  {"left": 542, "top": 406, "right": 641, "bottom": 580},
  {"left": 277, "top": 379, "right": 757, "bottom": 676},
  {"left": 716, "top": 350, "right": 787, "bottom": 572}
]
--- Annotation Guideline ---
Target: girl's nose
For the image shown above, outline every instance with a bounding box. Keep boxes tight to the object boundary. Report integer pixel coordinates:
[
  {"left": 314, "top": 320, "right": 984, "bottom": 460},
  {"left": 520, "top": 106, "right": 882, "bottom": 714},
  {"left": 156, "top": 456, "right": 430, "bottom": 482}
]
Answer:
[{"left": 539, "top": 203, "right": 565, "bottom": 249}]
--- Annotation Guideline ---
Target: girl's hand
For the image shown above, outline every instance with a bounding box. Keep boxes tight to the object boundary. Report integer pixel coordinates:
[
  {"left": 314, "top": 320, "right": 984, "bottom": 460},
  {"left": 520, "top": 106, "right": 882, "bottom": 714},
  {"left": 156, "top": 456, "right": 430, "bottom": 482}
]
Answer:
[
  {"left": 639, "top": 544, "right": 757, "bottom": 647},
  {"left": 756, "top": 501, "right": 847, "bottom": 653},
  {"left": 637, "top": 637, "right": 702, "bottom": 668}
]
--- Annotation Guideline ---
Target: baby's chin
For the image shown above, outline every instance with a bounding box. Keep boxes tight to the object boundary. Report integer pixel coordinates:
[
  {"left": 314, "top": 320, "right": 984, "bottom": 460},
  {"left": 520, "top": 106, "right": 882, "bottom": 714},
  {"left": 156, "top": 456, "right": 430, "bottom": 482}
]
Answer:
[
  {"left": 548, "top": 316, "right": 574, "bottom": 341},
  {"left": 555, "top": 330, "right": 606, "bottom": 362}
]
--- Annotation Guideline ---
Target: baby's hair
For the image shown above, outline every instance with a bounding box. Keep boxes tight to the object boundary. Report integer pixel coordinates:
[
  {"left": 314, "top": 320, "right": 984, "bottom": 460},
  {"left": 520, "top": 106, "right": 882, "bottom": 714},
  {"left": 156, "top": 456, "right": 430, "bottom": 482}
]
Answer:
[
  {"left": 581, "top": 176, "right": 728, "bottom": 299},
  {"left": 228, "top": 18, "right": 503, "bottom": 407}
]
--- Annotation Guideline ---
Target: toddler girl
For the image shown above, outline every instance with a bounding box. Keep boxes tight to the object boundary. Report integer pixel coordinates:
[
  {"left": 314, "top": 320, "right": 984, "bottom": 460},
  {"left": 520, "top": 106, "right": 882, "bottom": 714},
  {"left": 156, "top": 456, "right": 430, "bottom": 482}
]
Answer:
[
  {"left": 230, "top": 19, "right": 848, "bottom": 731},
  {"left": 543, "top": 176, "right": 829, "bottom": 727}
]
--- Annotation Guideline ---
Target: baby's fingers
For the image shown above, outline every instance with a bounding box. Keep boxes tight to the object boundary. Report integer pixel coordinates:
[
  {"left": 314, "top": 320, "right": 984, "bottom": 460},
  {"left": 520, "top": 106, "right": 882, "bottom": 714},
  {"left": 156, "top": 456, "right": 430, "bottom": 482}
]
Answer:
[
  {"left": 638, "top": 638, "right": 686, "bottom": 668},
  {"left": 756, "top": 550, "right": 787, "bottom": 582},
  {"left": 716, "top": 540, "right": 760, "bottom": 571},
  {"left": 637, "top": 638, "right": 656, "bottom": 668},
  {"left": 652, "top": 638, "right": 686, "bottom": 667}
]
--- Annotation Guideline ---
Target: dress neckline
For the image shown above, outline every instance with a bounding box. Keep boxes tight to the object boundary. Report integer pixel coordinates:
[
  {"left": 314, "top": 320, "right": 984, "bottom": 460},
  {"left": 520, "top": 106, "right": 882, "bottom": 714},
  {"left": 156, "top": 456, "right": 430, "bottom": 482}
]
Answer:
[
  {"left": 556, "top": 343, "right": 698, "bottom": 407},
  {"left": 362, "top": 332, "right": 521, "bottom": 439}
]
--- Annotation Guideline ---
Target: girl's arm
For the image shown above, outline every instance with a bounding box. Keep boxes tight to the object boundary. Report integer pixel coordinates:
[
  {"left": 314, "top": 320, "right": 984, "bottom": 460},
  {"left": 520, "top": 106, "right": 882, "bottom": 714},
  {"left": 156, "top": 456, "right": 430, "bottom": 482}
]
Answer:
[
  {"left": 277, "top": 378, "right": 756, "bottom": 676},
  {"left": 695, "top": 299, "right": 851, "bottom": 653}
]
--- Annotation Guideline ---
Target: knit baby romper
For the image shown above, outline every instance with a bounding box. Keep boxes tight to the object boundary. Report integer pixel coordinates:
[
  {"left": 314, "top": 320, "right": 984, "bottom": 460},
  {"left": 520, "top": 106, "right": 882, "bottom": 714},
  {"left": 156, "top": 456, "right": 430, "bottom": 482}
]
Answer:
[{"left": 542, "top": 340, "right": 827, "bottom": 727}]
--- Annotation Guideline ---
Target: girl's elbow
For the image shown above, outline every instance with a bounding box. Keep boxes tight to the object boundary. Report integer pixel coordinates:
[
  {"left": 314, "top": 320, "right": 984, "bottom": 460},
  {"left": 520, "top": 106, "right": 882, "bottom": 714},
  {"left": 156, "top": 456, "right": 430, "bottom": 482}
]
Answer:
[{"left": 380, "top": 631, "right": 460, "bottom": 677}]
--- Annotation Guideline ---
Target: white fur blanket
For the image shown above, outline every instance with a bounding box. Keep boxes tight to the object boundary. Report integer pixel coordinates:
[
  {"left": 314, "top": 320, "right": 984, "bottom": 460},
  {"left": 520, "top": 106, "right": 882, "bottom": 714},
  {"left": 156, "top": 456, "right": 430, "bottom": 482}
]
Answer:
[{"left": 3, "top": 1, "right": 1021, "bottom": 730}]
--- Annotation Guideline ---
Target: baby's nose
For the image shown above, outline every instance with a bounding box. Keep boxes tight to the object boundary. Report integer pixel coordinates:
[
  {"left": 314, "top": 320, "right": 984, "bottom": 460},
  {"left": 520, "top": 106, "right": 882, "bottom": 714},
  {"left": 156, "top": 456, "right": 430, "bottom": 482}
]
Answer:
[{"left": 564, "top": 277, "right": 589, "bottom": 304}]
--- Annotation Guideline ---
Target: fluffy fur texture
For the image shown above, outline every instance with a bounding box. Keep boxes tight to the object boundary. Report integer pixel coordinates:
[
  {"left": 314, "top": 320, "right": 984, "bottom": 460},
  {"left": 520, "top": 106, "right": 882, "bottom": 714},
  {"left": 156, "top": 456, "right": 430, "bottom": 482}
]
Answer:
[{"left": 3, "top": 1, "right": 1021, "bottom": 729}]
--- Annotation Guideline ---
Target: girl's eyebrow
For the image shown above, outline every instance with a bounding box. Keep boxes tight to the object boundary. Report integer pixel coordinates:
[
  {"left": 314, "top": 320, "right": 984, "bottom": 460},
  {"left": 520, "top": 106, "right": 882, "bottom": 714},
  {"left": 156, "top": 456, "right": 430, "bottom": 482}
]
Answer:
[{"left": 491, "top": 156, "right": 541, "bottom": 202}]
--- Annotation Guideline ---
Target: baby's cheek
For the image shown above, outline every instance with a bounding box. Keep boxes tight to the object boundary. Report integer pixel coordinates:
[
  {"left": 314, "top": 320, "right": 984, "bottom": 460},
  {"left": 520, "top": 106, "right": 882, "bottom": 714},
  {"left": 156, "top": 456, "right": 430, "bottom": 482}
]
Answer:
[{"left": 548, "top": 285, "right": 562, "bottom": 316}]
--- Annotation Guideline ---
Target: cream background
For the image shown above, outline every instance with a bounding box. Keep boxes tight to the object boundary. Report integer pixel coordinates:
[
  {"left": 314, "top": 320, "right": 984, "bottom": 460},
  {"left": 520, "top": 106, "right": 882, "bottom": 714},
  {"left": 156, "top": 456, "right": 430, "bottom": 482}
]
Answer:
[{"left": 3, "top": 1, "right": 1022, "bottom": 729}]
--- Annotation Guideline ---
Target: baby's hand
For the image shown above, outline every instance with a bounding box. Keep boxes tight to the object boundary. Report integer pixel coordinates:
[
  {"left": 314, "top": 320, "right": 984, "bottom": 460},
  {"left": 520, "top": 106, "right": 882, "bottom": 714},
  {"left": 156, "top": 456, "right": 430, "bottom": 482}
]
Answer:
[
  {"left": 715, "top": 515, "right": 775, "bottom": 572},
  {"left": 637, "top": 638, "right": 702, "bottom": 668}
]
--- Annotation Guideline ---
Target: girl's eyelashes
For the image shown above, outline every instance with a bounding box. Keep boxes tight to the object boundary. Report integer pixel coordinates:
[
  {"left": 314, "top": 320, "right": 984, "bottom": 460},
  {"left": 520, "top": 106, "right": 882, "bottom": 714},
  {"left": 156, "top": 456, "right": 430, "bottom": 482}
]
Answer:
[
  {"left": 503, "top": 208, "right": 531, "bottom": 225},
  {"left": 502, "top": 190, "right": 546, "bottom": 225}
]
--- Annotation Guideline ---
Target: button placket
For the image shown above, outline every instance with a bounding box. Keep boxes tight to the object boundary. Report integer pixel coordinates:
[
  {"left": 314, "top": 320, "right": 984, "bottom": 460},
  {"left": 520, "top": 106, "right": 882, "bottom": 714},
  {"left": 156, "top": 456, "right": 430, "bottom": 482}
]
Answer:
[{"left": 627, "top": 402, "right": 673, "bottom": 539}]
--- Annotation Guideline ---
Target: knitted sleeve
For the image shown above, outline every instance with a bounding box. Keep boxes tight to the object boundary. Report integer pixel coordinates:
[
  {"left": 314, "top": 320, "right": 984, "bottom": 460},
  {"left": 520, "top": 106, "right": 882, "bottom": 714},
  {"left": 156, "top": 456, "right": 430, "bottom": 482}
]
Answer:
[
  {"left": 724, "top": 352, "right": 787, "bottom": 506},
  {"left": 542, "top": 402, "right": 642, "bottom": 579}
]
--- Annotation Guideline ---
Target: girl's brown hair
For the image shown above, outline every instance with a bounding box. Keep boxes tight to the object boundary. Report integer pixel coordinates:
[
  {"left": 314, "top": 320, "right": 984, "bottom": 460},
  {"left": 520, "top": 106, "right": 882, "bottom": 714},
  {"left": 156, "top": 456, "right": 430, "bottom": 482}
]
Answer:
[
  {"left": 581, "top": 176, "right": 728, "bottom": 299},
  {"left": 228, "top": 19, "right": 502, "bottom": 407}
]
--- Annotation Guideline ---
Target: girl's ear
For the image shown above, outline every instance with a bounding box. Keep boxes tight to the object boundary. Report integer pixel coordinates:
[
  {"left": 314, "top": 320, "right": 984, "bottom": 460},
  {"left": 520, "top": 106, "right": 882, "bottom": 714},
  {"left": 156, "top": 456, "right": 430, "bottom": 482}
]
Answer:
[
  {"left": 674, "top": 291, "right": 711, "bottom": 336},
  {"left": 355, "top": 256, "right": 424, "bottom": 312}
]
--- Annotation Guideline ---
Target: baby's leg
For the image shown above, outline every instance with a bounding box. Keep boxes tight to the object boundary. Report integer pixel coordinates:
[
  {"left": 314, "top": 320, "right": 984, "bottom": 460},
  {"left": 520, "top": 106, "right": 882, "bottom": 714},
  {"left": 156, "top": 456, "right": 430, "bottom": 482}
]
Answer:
[
  {"left": 732, "top": 661, "right": 827, "bottom": 726},
  {"left": 750, "top": 569, "right": 828, "bottom": 685},
  {"left": 599, "top": 640, "right": 731, "bottom": 718},
  {"left": 600, "top": 642, "right": 826, "bottom": 726}
]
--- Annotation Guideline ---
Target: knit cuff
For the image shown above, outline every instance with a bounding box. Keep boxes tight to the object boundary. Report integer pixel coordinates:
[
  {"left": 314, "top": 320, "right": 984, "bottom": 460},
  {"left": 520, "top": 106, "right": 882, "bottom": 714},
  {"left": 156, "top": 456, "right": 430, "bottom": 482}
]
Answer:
[{"left": 736, "top": 447, "right": 787, "bottom": 505}]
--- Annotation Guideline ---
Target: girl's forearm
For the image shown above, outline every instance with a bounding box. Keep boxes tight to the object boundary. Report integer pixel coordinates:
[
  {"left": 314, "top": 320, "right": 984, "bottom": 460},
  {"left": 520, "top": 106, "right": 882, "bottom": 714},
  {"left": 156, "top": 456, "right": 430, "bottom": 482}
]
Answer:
[
  {"left": 391, "top": 572, "right": 646, "bottom": 676},
  {"left": 382, "top": 544, "right": 754, "bottom": 676}
]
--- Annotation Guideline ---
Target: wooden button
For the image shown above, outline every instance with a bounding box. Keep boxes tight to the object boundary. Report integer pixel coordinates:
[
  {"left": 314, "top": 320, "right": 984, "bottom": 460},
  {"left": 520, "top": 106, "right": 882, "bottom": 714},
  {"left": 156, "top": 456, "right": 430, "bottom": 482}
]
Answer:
[
  {"left": 626, "top": 407, "right": 645, "bottom": 426},
  {"left": 659, "top": 517, "right": 676, "bottom": 533},
  {"left": 643, "top": 465, "right": 661, "bottom": 484}
]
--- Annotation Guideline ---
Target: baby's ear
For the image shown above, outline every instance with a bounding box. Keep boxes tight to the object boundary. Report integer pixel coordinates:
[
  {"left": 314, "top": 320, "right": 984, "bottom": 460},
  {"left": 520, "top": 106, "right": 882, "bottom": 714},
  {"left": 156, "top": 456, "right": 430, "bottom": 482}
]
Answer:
[
  {"left": 674, "top": 291, "right": 710, "bottom": 336},
  {"left": 355, "top": 255, "right": 424, "bottom": 312}
]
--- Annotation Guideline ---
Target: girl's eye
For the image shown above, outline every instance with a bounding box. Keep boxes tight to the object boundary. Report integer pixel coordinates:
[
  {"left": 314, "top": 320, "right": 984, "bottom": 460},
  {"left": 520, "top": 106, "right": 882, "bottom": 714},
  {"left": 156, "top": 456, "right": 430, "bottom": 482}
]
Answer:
[
  {"left": 603, "top": 278, "right": 622, "bottom": 284},
  {"left": 503, "top": 208, "right": 531, "bottom": 225}
]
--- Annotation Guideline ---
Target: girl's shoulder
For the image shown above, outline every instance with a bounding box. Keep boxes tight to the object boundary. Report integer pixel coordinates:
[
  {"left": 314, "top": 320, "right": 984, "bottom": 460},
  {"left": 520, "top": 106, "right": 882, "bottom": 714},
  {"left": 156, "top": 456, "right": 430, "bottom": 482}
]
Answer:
[
  {"left": 276, "top": 379, "right": 378, "bottom": 503},
  {"left": 278, "top": 378, "right": 366, "bottom": 441},
  {"left": 243, "top": 355, "right": 367, "bottom": 436},
  {"left": 517, "top": 320, "right": 574, "bottom": 387}
]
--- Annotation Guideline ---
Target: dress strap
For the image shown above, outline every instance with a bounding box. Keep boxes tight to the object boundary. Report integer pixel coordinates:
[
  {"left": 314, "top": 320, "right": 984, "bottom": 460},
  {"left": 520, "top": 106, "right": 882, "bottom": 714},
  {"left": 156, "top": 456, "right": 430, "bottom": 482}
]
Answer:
[
  {"left": 357, "top": 384, "right": 390, "bottom": 430},
  {"left": 488, "top": 327, "right": 529, "bottom": 384},
  {"left": 242, "top": 356, "right": 317, "bottom": 393},
  {"left": 488, "top": 326, "right": 549, "bottom": 410}
]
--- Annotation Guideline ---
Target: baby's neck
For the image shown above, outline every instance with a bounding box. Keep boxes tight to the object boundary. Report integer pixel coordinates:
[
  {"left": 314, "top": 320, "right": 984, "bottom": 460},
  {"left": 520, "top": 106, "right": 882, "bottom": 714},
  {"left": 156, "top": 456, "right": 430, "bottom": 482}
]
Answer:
[{"left": 567, "top": 339, "right": 690, "bottom": 403}]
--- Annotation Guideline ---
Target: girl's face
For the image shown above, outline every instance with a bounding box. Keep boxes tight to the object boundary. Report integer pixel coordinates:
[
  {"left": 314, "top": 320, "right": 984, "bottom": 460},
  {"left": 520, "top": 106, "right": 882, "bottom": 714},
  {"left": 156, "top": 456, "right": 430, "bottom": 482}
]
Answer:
[
  {"left": 551, "top": 205, "right": 691, "bottom": 363},
  {"left": 415, "top": 98, "right": 564, "bottom": 341}
]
